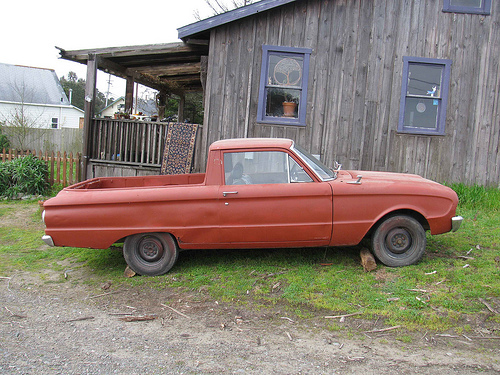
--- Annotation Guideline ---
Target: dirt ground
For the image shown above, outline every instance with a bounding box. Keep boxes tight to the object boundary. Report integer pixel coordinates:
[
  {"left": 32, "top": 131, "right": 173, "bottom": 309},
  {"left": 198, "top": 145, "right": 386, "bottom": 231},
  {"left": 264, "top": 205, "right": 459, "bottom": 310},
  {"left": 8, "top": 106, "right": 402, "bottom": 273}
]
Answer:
[{"left": 0, "top": 205, "right": 499, "bottom": 374}]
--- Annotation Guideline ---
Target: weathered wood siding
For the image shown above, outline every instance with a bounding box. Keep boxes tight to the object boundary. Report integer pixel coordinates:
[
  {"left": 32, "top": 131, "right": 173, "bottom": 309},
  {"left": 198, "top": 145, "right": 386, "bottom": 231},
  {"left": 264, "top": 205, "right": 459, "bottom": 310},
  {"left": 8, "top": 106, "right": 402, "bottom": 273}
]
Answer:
[{"left": 200, "top": 0, "right": 500, "bottom": 186}]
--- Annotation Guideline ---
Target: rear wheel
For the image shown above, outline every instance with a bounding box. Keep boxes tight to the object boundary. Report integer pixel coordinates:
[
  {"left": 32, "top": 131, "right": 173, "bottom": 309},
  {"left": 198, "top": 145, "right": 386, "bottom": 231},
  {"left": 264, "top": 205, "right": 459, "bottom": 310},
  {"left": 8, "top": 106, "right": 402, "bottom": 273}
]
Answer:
[
  {"left": 123, "top": 233, "right": 178, "bottom": 276},
  {"left": 371, "top": 215, "right": 426, "bottom": 267}
]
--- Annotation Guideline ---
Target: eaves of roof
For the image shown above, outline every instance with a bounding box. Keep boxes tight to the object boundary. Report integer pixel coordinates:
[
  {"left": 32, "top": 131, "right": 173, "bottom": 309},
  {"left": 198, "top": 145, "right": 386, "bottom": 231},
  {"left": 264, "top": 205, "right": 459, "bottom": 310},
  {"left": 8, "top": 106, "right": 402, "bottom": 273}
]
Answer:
[
  {"left": 0, "top": 100, "right": 84, "bottom": 113},
  {"left": 178, "top": 0, "right": 297, "bottom": 40}
]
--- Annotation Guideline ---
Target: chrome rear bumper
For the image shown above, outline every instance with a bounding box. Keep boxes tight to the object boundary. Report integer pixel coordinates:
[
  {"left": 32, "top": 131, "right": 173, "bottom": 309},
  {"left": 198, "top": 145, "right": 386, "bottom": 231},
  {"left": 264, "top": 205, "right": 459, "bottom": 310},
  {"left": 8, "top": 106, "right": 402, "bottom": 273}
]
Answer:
[
  {"left": 452, "top": 216, "right": 463, "bottom": 232},
  {"left": 42, "top": 235, "right": 54, "bottom": 247}
]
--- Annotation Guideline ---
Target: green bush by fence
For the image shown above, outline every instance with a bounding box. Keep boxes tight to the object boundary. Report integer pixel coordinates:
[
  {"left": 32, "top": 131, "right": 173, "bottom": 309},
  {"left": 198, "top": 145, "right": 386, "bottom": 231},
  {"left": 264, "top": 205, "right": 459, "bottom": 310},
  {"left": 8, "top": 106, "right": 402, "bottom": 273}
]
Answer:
[
  {"left": 0, "top": 155, "right": 50, "bottom": 198},
  {"left": 1, "top": 149, "right": 82, "bottom": 189}
]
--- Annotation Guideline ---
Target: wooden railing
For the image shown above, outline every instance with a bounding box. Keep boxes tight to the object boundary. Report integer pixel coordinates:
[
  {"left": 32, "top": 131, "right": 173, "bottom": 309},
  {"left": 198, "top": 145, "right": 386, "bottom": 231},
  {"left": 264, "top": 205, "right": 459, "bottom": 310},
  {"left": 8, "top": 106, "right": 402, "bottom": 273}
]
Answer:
[
  {"left": 90, "top": 118, "right": 171, "bottom": 166},
  {"left": 1, "top": 149, "right": 82, "bottom": 187}
]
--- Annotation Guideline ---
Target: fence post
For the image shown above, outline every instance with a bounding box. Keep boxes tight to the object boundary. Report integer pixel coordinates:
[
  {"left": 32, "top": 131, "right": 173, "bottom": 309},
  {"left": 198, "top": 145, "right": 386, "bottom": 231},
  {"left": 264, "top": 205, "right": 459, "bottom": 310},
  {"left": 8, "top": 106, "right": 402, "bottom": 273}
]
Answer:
[
  {"left": 68, "top": 152, "right": 73, "bottom": 185},
  {"left": 63, "top": 151, "right": 67, "bottom": 187},
  {"left": 56, "top": 151, "right": 61, "bottom": 184},
  {"left": 50, "top": 151, "right": 55, "bottom": 185},
  {"left": 76, "top": 153, "right": 82, "bottom": 183}
]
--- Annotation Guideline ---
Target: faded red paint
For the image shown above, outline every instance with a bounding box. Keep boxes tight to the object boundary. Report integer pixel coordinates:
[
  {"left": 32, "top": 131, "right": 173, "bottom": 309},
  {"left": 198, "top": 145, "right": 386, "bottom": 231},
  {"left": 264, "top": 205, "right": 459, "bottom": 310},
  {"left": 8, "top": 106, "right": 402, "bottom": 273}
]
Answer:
[{"left": 43, "top": 138, "right": 459, "bottom": 252}]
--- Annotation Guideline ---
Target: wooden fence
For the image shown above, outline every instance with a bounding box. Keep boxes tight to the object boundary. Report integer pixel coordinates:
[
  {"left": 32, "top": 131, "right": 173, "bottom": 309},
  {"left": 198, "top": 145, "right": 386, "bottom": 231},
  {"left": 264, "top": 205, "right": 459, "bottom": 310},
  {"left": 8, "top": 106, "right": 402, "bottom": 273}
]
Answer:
[{"left": 1, "top": 149, "right": 82, "bottom": 187}]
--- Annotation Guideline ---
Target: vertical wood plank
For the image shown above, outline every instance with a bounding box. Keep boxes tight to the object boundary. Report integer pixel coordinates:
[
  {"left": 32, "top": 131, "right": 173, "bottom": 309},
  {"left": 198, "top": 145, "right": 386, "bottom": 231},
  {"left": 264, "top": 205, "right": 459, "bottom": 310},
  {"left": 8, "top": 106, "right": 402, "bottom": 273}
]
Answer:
[{"left": 63, "top": 151, "right": 67, "bottom": 187}]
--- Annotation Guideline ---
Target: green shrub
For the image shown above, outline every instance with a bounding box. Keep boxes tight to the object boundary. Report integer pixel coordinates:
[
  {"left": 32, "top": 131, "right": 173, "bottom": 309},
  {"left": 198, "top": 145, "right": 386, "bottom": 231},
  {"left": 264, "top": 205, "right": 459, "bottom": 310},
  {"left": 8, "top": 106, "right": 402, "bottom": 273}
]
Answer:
[
  {"left": 0, "top": 155, "right": 49, "bottom": 198},
  {"left": 0, "top": 127, "right": 9, "bottom": 150},
  {"left": 0, "top": 161, "right": 14, "bottom": 196}
]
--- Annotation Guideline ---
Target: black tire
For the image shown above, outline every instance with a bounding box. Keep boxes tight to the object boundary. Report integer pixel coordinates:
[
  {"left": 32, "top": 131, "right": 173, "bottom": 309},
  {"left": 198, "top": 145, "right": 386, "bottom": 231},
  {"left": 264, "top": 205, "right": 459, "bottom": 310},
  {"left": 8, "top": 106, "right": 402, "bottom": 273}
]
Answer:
[
  {"left": 371, "top": 215, "right": 426, "bottom": 267},
  {"left": 123, "top": 233, "right": 179, "bottom": 276}
]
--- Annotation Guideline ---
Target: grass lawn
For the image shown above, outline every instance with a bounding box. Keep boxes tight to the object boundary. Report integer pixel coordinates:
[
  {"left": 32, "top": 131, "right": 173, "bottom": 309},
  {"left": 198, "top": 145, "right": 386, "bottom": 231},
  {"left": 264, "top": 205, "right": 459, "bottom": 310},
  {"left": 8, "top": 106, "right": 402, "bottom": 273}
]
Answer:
[{"left": 0, "top": 184, "right": 499, "bottom": 332}]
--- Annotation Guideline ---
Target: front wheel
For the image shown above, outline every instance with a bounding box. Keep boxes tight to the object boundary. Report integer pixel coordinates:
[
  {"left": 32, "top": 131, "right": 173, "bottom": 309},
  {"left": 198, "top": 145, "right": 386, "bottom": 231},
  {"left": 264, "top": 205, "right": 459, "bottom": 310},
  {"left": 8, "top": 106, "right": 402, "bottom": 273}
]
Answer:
[
  {"left": 371, "top": 215, "right": 426, "bottom": 267},
  {"left": 123, "top": 233, "right": 179, "bottom": 276}
]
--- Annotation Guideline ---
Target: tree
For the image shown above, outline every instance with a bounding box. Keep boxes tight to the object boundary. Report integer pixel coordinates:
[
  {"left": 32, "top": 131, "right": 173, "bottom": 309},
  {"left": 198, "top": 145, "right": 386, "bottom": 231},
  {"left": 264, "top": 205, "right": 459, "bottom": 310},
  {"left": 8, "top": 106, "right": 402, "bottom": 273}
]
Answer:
[
  {"left": 183, "top": 93, "right": 204, "bottom": 124},
  {"left": 59, "top": 72, "right": 111, "bottom": 114},
  {"left": 195, "top": 0, "right": 256, "bottom": 18},
  {"left": 59, "top": 72, "right": 85, "bottom": 110},
  {"left": 161, "top": 93, "right": 204, "bottom": 124},
  {"left": 0, "top": 81, "right": 47, "bottom": 150}
]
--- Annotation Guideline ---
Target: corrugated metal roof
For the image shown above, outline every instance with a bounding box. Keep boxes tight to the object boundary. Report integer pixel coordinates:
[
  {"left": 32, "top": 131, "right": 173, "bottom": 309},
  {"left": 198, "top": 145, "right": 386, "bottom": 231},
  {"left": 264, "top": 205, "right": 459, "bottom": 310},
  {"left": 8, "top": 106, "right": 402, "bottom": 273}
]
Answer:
[{"left": 0, "top": 62, "right": 70, "bottom": 105}]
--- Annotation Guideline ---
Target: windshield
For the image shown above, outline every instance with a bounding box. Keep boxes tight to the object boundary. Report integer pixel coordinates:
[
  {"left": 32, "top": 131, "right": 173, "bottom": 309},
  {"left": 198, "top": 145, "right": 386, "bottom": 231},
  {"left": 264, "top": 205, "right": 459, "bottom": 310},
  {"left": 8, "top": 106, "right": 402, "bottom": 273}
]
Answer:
[{"left": 292, "top": 144, "right": 335, "bottom": 181}]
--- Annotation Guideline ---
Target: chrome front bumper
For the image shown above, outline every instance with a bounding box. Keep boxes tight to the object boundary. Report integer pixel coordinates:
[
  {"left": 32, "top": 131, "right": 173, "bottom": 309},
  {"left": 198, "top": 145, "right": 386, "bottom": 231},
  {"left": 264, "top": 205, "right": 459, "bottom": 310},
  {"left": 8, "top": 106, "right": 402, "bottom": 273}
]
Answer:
[
  {"left": 42, "top": 235, "right": 54, "bottom": 247},
  {"left": 452, "top": 216, "right": 463, "bottom": 232}
]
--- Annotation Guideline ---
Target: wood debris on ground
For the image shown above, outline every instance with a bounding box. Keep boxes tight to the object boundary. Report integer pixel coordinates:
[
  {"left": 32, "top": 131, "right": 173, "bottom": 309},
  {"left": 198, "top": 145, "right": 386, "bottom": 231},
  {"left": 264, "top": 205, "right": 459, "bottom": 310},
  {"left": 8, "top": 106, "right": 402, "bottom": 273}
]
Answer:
[{"left": 360, "top": 248, "right": 377, "bottom": 272}]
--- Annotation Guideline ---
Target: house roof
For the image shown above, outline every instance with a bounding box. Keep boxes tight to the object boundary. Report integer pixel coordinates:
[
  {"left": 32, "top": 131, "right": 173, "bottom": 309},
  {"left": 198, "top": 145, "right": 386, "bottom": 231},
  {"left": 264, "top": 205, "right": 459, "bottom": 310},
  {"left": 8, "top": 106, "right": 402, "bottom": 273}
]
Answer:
[
  {"left": 99, "top": 96, "right": 125, "bottom": 113},
  {"left": 0, "top": 62, "right": 70, "bottom": 105},
  {"left": 58, "top": 42, "right": 209, "bottom": 94},
  {"left": 178, "top": 0, "right": 297, "bottom": 41}
]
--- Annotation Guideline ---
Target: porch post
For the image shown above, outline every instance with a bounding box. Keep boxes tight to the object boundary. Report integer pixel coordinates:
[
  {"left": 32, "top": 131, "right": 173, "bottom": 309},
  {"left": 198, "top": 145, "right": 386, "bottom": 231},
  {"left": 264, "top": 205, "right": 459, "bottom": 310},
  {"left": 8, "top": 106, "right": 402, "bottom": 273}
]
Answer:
[
  {"left": 157, "top": 91, "right": 167, "bottom": 121},
  {"left": 200, "top": 56, "right": 208, "bottom": 95},
  {"left": 178, "top": 93, "right": 185, "bottom": 123},
  {"left": 125, "top": 76, "right": 134, "bottom": 114},
  {"left": 82, "top": 53, "right": 98, "bottom": 180}
]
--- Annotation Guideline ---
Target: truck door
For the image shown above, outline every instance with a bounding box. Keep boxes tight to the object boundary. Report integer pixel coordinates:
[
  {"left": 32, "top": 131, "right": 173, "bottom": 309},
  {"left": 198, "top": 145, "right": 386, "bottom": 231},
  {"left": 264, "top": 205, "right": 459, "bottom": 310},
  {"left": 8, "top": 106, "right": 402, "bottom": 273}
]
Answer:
[{"left": 218, "top": 150, "right": 332, "bottom": 247}]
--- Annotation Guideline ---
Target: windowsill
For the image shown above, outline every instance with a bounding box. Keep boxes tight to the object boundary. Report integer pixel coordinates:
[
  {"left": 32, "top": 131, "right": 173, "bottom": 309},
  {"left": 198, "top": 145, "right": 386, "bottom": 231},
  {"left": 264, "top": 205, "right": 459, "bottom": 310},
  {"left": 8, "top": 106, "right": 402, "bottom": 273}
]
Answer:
[
  {"left": 396, "top": 129, "right": 446, "bottom": 136},
  {"left": 257, "top": 117, "right": 306, "bottom": 127},
  {"left": 442, "top": 9, "right": 490, "bottom": 15}
]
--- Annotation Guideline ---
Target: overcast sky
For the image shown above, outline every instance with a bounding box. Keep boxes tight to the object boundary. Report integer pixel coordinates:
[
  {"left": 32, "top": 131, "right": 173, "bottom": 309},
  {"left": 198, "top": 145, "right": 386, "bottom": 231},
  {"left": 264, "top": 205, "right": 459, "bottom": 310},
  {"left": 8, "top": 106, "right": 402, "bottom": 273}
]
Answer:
[{"left": 1, "top": 0, "right": 213, "bottom": 98}]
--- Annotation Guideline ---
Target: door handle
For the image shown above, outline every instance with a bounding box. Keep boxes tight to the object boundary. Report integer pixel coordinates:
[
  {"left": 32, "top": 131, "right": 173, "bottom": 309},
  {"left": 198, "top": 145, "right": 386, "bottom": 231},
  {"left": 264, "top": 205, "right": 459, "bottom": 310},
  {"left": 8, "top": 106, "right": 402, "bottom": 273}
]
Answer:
[
  {"left": 222, "top": 191, "right": 238, "bottom": 197},
  {"left": 347, "top": 175, "right": 363, "bottom": 185}
]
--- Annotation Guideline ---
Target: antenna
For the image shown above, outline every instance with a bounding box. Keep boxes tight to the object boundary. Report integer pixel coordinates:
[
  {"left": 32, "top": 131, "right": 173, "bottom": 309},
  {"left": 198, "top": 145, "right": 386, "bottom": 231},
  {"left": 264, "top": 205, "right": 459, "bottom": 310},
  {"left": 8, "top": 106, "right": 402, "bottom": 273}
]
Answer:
[{"left": 105, "top": 74, "right": 113, "bottom": 107}]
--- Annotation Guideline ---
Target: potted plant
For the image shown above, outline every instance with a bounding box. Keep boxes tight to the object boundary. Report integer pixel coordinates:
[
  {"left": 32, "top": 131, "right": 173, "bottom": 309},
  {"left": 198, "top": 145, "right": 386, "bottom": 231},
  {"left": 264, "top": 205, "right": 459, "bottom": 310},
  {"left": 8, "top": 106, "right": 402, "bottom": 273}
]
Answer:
[
  {"left": 114, "top": 111, "right": 130, "bottom": 120},
  {"left": 282, "top": 93, "right": 298, "bottom": 117}
]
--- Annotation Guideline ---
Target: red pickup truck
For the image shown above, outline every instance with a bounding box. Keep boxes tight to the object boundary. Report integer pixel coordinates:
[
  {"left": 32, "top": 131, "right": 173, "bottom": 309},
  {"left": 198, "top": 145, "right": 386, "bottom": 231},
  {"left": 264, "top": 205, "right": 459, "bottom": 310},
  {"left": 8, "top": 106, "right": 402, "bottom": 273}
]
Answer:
[{"left": 42, "top": 138, "right": 462, "bottom": 276}]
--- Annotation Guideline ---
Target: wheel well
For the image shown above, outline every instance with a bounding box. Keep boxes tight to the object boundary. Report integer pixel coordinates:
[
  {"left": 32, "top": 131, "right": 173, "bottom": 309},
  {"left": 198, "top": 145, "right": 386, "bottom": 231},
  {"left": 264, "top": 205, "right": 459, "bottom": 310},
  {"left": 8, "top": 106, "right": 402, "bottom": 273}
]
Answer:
[
  {"left": 366, "top": 209, "right": 430, "bottom": 238},
  {"left": 114, "top": 232, "right": 179, "bottom": 248}
]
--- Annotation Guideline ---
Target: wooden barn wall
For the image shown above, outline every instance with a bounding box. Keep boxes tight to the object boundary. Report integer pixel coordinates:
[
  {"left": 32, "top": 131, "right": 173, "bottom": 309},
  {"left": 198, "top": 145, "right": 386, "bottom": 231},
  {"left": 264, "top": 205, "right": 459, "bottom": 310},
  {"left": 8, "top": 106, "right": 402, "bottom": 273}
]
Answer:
[{"left": 200, "top": 0, "right": 500, "bottom": 186}]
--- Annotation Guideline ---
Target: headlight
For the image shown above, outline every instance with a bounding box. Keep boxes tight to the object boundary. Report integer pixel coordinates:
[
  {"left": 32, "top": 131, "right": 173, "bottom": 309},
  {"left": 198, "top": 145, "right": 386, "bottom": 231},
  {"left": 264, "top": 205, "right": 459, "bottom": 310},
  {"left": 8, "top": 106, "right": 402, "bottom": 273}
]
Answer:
[{"left": 42, "top": 210, "right": 46, "bottom": 224}]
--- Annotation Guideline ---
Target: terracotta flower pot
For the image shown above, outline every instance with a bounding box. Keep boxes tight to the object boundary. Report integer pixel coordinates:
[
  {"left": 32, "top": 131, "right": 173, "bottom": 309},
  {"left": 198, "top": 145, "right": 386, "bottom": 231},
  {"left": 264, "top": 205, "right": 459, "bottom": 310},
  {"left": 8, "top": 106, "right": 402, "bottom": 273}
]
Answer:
[{"left": 282, "top": 102, "right": 297, "bottom": 117}]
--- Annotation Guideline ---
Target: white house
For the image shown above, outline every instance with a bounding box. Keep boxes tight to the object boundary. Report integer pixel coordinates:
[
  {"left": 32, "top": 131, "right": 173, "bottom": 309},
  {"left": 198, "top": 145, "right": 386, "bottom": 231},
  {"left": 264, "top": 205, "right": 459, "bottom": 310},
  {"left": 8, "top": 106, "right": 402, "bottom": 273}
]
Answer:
[
  {"left": 0, "top": 63, "right": 84, "bottom": 129},
  {"left": 98, "top": 96, "right": 125, "bottom": 117}
]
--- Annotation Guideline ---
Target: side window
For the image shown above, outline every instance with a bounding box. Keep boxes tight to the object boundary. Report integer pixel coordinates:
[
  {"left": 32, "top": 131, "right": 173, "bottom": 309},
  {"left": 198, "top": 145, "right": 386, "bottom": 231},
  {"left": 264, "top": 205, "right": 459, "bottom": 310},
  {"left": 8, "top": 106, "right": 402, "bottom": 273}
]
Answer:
[
  {"left": 398, "top": 57, "right": 452, "bottom": 135},
  {"left": 289, "top": 157, "right": 313, "bottom": 183},
  {"left": 257, "top": 45, "right": 312, "bottom": 126},
  {"left": 443, "top": 0, "right": 491, "bottom": 15},
  {"left": 223, "top": 151, "right": 312, "bottom": 185}
]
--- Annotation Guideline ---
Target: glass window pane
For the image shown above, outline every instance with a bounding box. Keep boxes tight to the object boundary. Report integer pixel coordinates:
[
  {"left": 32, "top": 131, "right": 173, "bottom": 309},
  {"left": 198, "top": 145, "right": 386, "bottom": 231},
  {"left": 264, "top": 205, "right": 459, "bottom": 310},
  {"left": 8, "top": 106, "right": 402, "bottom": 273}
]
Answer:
[
  {"left": 268, "top": 55, "right": 303, "bottom": 86},
  {"left": 450, "top": 0, "right": 482, "bottom": 7},
  {"left": 266, "top": 88, "right": 300, "bottom": 118},
  {"left": 407, "top": 64, "right": 444, "bottom": 97},
  {"left": 403, "top": 97, "right": 439, "bottom": 129},
  {"left": 224, "top": 151, "right": 289, "bottom": 184},
  {"left": 289, "top": 157, "right": 313, "bottom": 183}
]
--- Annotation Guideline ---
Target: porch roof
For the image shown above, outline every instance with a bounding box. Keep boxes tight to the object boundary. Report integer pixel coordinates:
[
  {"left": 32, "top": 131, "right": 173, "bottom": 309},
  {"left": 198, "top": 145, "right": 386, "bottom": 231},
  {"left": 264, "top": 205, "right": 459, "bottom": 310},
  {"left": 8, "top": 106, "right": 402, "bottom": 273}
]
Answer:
[{"left": 57, "top": 42, "right": 209, "bottom": 94}]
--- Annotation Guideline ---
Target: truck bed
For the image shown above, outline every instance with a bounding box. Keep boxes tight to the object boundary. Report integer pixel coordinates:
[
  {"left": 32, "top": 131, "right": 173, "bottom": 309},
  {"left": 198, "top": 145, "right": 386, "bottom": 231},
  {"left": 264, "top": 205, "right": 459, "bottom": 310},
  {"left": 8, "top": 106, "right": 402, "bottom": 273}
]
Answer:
[{"left": 68, "top": 173, "right": 206, "bottom": 190}]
